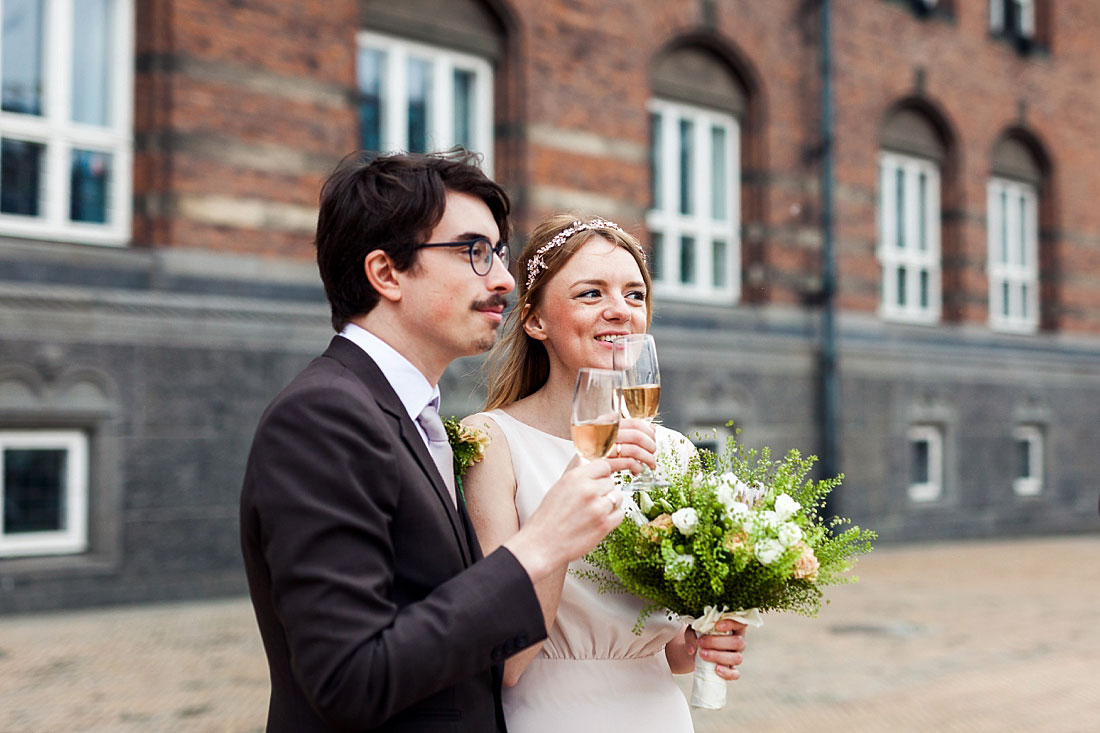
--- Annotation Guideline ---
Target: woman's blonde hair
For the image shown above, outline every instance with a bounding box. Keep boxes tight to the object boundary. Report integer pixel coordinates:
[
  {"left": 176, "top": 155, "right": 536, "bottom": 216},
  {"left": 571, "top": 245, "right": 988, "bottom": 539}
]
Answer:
[{"left": 484, "top": 213, "right": 653, "bottom": 410}]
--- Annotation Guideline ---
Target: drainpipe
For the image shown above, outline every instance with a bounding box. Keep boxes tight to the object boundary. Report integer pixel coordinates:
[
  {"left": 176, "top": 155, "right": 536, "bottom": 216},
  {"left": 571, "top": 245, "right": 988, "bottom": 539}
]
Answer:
[{"left": 819, "top": 0, "right": 840, "bottom": 496}]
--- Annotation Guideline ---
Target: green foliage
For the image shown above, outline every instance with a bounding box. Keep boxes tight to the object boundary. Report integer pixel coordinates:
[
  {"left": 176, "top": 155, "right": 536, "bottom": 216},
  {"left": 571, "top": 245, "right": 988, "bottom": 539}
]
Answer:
[{"left": 580, "top": 430, "right": 877, "bottom": 632}]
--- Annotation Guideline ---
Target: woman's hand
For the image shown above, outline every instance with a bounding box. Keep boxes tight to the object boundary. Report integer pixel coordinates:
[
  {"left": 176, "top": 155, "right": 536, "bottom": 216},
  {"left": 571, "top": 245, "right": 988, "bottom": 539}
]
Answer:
[
  {"left": 691, "top": 620, "right": 748, "bottom": 680},
  {"left": 610, "top": 418, "right": 657, "bottom": 475}
]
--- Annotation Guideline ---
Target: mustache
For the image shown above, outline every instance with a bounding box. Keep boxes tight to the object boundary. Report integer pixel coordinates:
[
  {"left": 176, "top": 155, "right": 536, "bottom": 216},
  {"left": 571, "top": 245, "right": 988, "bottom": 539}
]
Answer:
[{"left": 471, "top": 294, "right": 510, "bottom": 311}]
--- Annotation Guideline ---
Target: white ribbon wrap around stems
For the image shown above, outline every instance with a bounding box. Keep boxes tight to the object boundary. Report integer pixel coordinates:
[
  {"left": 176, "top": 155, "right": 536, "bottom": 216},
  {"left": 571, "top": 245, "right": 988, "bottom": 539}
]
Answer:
[{"left": 681, "top": 606, "right": 765, "bottom": 710}]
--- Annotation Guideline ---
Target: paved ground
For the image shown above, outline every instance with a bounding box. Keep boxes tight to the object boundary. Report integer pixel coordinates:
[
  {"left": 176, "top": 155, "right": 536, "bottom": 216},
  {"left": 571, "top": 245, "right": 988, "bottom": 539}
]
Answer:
[{"left": 1, "top": 534, "right": 1097, "bottom": 732}]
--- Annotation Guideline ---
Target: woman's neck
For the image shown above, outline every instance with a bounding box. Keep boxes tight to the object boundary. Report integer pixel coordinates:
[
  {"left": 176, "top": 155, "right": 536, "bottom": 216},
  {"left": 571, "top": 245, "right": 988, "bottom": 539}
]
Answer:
[{"left": 507, "top": 368, "right": 575, "bottom": 440}]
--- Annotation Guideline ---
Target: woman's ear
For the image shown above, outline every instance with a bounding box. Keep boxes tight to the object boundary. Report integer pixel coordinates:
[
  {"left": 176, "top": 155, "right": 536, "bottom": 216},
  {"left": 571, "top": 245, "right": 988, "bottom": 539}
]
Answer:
[
  {"left": 364, "top": 249, "right": 402, "bottom": 303},
  {"left": 521, "top": 302, "right": 549, "bottom": 341}
]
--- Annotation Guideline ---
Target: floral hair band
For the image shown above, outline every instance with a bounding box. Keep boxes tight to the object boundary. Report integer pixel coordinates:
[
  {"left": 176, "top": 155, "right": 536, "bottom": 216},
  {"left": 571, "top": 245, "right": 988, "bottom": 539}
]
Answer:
[{"left": 524, "top": 218, "right": 645, "bottom": 289}]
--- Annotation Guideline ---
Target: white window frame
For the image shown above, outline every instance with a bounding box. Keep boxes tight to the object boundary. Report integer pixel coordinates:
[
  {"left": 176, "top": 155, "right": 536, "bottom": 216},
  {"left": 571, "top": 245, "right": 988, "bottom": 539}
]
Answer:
[
  {"left": 987, "top": 177, "right": 1039, "bottom": 332},
  {"left": 0, "top": 0, "right": 134, "bottom": 245},
  {"left": 1012, "top": 424, "right": 1043, "bottom": 496},
  {"left": 0, "top": 429, "right": 88, "bottom": 557},
  {"left": 990, "top": 0, "right": 1035, "bottom": 39},
  {"left": 356, "top": 30, "right": 494, "bottom": 174},
  {"left": 647, "top": 98, "right": 740, "bottom": 304},
  {"left": 878, "top": 151, "right": 942, "bottom": 324},
  {"left": 907, "top": 424, "right": 943, "bottom": 502}
]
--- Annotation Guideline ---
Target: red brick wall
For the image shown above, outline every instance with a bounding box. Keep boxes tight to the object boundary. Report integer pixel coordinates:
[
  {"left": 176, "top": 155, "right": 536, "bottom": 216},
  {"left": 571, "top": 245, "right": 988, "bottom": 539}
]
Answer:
[{"left": 132, "top": 0, "right": 1100, "bottom": 333}]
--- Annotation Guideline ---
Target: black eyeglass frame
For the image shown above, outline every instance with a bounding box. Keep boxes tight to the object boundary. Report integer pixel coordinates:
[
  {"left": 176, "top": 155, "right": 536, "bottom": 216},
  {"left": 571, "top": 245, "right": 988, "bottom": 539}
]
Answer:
[{"left": 416, "top": 236, "right": 510, "bottom": 276}]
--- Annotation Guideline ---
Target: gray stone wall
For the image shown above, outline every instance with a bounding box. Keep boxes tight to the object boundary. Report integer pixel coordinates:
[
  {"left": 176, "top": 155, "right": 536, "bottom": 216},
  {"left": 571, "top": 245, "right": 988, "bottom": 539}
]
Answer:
[{"left": 1, "top": 244, "right": 1096, "bottom": 614}]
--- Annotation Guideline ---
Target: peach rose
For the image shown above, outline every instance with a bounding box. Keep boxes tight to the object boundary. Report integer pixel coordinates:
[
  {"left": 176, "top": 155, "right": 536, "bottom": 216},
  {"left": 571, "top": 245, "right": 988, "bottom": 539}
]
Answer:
[
  {"left": 793, "top": 542, "right": 819, "bottom": 581},
  {"left": 640, "top": 513, "right": 674, "bottom": 542}
]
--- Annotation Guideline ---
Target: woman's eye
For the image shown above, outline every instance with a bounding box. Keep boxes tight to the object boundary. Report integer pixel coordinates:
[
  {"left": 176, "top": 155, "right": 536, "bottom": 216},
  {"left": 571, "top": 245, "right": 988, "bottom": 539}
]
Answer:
[
  {"left": 627, "top": 290, "right": 646, "bottom": 301},
  {"left": 578, "top": 289, "right": 601, "bottom": 298}
]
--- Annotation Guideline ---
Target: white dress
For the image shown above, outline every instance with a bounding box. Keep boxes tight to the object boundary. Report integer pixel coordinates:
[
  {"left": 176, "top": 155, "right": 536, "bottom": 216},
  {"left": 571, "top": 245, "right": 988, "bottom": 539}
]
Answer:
[{"left": 474, "top": 409, "right": 695, "bottom": 733}]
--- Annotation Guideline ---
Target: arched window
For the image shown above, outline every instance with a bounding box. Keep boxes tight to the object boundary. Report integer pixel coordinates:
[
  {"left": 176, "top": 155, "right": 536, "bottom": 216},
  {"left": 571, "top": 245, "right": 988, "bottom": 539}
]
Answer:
[
  {"left": 878, "top": 106, "right": 946, "bottom": 324},
  {"left": 987, "top": 135, "right": 1044, "bottom": 332},
  {"left": 647, "top": 45, "right": 745, "bottom": 303},
  {"left": 358, "top": 0, "right": 503, "bottom": 171}
]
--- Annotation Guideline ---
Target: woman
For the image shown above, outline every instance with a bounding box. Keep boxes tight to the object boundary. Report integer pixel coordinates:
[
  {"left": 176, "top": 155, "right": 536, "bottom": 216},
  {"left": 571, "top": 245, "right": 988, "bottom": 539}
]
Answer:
[{"left": 462, "top": 214, "right": 747, "bottom": 732}]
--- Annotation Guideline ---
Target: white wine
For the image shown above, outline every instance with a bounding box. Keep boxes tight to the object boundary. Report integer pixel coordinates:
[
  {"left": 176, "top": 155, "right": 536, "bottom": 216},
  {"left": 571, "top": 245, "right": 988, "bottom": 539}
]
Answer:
[
  {"left": 571, "top": 421, "right": 619, "bottom": 460},
  {"left": 621, "top": 384, "right": 660, "bottom": 420}
]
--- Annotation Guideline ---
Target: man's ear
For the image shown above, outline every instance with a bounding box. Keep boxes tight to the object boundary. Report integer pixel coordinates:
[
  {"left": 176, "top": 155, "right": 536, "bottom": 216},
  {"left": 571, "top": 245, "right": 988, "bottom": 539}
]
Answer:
[
  {"left": 521, "top": 303, "right": 549, "bottom": 341},
  {"left": 364, "top": 249, "right": 402, "bottom": 303}
]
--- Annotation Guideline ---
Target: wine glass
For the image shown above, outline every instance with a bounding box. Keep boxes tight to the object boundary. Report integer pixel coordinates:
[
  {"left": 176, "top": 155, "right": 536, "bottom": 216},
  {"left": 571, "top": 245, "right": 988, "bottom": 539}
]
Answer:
[
  {"left": 570, "top": 368, "right": 622, "bottom": 463},
  {"left": 611, "top": 334, "right": 665, "bottom": 488}
]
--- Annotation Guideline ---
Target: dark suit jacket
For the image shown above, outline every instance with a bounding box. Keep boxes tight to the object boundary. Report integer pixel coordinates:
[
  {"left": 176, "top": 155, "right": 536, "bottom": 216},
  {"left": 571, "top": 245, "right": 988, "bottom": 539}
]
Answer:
[{"left": 240, "top": 336, "right": 546, "bottom": 731}]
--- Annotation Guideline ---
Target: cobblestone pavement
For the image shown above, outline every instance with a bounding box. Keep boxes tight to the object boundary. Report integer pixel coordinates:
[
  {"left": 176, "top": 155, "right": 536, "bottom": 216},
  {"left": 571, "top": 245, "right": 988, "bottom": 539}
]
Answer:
[{"left": 1, "top": 534, "right": 1097, "bottom": 732}]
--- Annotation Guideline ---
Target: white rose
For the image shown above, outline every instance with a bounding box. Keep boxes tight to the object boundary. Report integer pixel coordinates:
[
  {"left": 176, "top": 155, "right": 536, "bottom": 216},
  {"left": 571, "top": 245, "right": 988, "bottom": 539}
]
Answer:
[
  {"left": 725, "top": 500, "right": 750, "bottom": 519},
  {"left": 665, "top": 552, "right": 695, "bottom": 581},
  {"left": 774, "top": 493, "right": 802, "bottom": 521},
  {"left": 777, "top": 522, "right": 803, "bottom": 548},
  {"left": 758, "top": 509, "right": 780, "bottom": 530},
  {"left": 754, "top": 538, "right": 784, "bottom": 566},
  {"left": 671, "top": 507, "right": 699, "bottom": 536}
]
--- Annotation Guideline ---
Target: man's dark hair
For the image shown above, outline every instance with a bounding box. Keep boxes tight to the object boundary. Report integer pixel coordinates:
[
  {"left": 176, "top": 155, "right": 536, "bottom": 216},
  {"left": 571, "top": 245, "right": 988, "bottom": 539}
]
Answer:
[{"left": 315, "top": 148, "right": 512, "bottom": 331}]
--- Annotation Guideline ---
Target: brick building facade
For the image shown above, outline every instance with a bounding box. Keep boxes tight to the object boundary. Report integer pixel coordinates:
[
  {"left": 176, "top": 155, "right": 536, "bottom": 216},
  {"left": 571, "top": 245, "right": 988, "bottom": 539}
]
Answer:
[{"left": 1, "top": 0, "right": 1097, "bottom": 612}]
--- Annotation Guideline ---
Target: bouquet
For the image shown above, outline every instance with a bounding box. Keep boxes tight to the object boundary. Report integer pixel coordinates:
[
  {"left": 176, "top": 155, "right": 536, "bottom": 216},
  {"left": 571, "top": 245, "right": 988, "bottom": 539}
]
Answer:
[{"left": 579, "top": 431, "right": 876, "bottom": 709}]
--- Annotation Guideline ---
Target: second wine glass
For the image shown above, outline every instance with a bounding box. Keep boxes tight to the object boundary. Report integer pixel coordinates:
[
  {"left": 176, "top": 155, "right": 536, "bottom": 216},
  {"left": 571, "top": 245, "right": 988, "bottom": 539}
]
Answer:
[
  {"left": 611, "top": 334, "right": 665, "bottom": 488},
  {"left": 570, "top": 368, "right": 622, "bottom": 462}
]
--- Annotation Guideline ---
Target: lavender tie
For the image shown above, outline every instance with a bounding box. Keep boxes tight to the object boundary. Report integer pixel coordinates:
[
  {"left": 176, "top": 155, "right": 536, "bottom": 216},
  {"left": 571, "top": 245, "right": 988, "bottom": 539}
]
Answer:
[{"left": 416, "top": 398, "right": 457, "bottom": 507}]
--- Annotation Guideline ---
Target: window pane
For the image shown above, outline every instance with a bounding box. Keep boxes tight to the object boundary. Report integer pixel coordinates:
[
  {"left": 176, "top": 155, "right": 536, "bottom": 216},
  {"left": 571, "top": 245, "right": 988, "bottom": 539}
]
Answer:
[
  {"left": 679, "top": 119, "right": 694, "bottom": 215},
  {"left": 1, "top": 0, "right": 44, "bottom": 116},
  {"left": 1020, "top": 283, "right": 1028, "bottom": 320},
  {"left": 1, "top": 139, "right": 45, "bottom": 216},
  {"left": 711, "top": 125, "right": 727, "bottom": 220},
  {"left": 70, "top": 149, "right": 112, "bottom": 223},
  {"left": 712, "top": 239, "right": 728, "bottom": 288},
  {"left": 72, "top": 0, "right": 114, "bottom": 125},
  {"left": 649, "top": 112, "right": 662, "bottom": 210},
  {"left": 911, "top": 440, "right": 929, "bottom": 484},
  {"left": 357, "top": 47, "right": 386, "bottom": 152},
  {"left": 453, "top": 68, "right": 475, "bottom": 150},
  {"left": 895, "top": 167, "right": 905, "bottom": 249},
  {"left": 918, "top": 171, "right": 927, "bottom": 251},
  {"left": 1019, "top": 194, "right": 1028, "bottom": 267},
  {"left": 1000, "top": 189, "right": 1009, "bottom": 263},
  {"left": 407, "top": 58, "right": 432, "bottom": 153},
  {"left": 919, "top": 268, "right": 929, "bottom": 309},
  {"left": 1015, "top": 438, "right": 1031, "bottom": 479},
  {"left": 680, "top": 235, "right": 695, "bottom": 284},
  {"left": 896, "top": 265, "right": 907, "bottom": 307},
  {"left": 1002, "top": 281, "right": 1010, "bottom": 317},
  {"left": 3, "top": 448, "right": 66, "bottom": 534},
  {"left": 649, "top": 231, "right": 663, "bottom": 282}
]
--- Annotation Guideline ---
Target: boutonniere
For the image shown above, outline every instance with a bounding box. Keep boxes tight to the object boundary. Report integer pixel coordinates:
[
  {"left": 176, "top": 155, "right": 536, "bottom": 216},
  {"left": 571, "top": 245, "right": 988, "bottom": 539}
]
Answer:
[{"left": 443, "top": 417, "right": 490, "bottom": 500}]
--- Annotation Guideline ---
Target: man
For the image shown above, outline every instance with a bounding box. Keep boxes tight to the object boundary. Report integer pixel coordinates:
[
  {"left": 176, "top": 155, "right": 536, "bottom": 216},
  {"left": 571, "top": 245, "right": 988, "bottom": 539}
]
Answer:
[{"left": 240, "top": 151, "right": 648, "bottom": 731}]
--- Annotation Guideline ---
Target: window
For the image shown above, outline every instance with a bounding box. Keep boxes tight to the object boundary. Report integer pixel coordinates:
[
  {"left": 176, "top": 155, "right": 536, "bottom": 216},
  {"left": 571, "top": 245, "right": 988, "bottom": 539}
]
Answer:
[
  {"left": 0, "top": 429, "right": 87, "bottom": 557},
  {"left": 987, "top": 177, "right": 1039, "bottom": 332},
  {"left": 878, "top": 152, "right": 941, "bottom": 323},
  {"left": 907, "top": 425, "right": 943, "bottom": 502},
  {"left": 356, "top": 30, "right": 494, "bottom": 171},
  {"left": 990, "top": 0, "right": 1035, "bottom": 40},
  {"left": 1012, "top": 425, "right": 1043, "bottom": 496},
  {"left": 647, "top": 99, "right": 739, "bottom": 303},
  {"left": 0, "top": 0, "right": 133, "bottom": 245}
]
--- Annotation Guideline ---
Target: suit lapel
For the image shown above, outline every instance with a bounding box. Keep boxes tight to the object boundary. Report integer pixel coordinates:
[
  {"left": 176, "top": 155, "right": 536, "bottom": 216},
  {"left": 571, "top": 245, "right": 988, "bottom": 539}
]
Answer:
[{"left": 322, "top": 337, "right": 473, "bottom": 566}]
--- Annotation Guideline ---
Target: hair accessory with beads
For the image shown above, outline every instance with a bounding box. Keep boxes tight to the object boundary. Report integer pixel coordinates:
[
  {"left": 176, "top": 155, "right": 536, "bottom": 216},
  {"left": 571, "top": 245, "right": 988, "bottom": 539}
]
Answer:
[{"left": 525, "top": 218, "right": 643, "bottom": 289}]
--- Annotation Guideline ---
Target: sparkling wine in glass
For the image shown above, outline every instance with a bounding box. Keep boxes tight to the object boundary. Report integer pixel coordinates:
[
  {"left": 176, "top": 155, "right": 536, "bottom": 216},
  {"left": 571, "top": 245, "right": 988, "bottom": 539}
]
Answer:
[
  {"left": 611, "top": 334, "right": 665, "bottom": 488},
  {"left": 571, "top": 368, "right": 622, "bottom": 462}
]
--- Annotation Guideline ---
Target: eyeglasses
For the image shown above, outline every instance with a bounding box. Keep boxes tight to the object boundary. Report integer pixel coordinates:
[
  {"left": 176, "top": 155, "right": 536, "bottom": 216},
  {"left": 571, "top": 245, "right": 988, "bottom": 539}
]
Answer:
[{"left": 417, "top": 236, "right": 510, "bottom": 276}]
